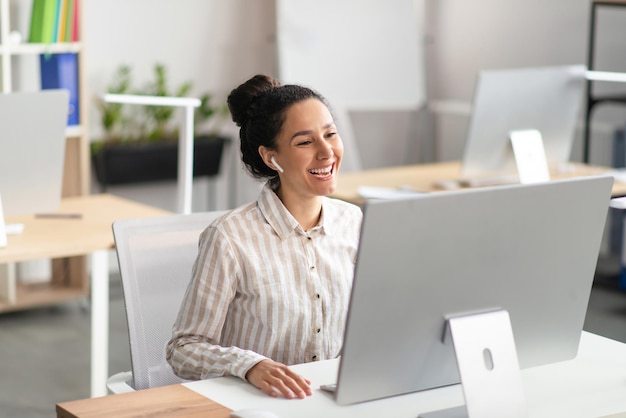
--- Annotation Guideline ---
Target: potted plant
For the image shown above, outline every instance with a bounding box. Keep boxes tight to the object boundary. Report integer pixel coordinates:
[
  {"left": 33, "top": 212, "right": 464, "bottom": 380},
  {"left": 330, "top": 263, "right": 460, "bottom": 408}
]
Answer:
[{"left": 91, "top": 63, "right": 230, "bottom": 188}]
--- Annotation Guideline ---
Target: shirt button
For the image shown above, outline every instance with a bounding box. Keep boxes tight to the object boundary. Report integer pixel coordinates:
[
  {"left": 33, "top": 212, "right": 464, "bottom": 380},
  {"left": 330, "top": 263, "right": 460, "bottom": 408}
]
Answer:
[
  {"left": 316, "top": 328, "right": 321, "bottom": 333},
  {"left": 307, "top": 236, "right": 312, "bottom": 241},
  {"left": 312, "top": 355, "right": 318, "bottom": 360},
  {"left": 316, "top": 293, "right": 320, "bottom": 299},
  {"left": 310, "top": 266, "right": 315, "bottom": 270}
]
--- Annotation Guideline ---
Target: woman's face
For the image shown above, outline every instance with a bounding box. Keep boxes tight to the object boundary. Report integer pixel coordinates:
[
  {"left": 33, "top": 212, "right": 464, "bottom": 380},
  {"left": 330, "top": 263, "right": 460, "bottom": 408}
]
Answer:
[{"left": 266, "top": 98, "right": 344, "bottom": 200}]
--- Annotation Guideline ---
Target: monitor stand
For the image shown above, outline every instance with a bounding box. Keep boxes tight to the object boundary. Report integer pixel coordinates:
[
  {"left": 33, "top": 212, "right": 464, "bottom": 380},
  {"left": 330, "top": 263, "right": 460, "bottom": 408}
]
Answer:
[
  {"left": 419, "top": 309, "right": 527, "bottom": 418},
  {"left": 457, "top": 129, "right": 551, "bottom": 190},
  {"left": 509, "top": 129, "right": 550, "bottom": 184}
]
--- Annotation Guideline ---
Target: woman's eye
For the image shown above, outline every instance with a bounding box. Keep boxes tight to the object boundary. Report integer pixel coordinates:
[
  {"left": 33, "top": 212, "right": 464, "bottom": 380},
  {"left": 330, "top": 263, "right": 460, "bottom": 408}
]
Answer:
[{"left": 297, "top": 140, "right": 312, "bottom": 146}]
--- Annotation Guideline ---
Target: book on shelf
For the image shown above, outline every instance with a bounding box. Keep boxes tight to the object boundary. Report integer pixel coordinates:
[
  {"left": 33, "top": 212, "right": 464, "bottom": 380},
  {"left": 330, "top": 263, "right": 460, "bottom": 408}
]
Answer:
[
  {"left": 64, "top": 0, "right": 74, "bottom": 42},
  {"left": 28, "top": 0, "right": 44, "bottom": 43},
  {"left": 72, "top": 0, "right": 80, "bottom": 41},
  {"left": 40, "top": 53, "right": 80, "bottom": 126},
  {"left": 56, "top": 0, "right": 67, "bottom": 43},
  {"left": 40, "top": 0, "right": 57, "bottom": 43},
  {"left": 29, "top": 0, "right": 79, "bottom": 43},
  {"left": 51, "top": 0, "right": 61, "bottom": 42}
]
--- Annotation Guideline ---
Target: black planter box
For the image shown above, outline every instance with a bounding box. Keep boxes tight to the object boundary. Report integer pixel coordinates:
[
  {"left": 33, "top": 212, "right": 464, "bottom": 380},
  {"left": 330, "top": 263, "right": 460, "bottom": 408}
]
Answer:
[{"left": 93, "top": 135, "right": 230, "bottom": 187}]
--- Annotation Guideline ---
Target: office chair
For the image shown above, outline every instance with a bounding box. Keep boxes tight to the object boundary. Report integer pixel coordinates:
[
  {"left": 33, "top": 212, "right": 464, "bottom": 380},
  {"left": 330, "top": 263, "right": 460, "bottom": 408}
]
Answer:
[{"left": 106, "top": 210, "right": 226, "bottom": 394}]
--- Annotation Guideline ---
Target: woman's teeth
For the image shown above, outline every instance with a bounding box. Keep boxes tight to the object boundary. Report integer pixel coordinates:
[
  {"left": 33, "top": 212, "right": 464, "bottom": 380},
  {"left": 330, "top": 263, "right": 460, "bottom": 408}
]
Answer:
[{"left": 310, "top": 166, "right": 332, "bottom": 175}]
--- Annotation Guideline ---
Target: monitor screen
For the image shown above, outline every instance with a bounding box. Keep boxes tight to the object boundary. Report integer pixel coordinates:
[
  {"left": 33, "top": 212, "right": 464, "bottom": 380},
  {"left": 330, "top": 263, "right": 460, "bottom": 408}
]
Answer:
[
  {"left": 333, "top": 175, "right": 612, "bottom": 405},
  {"left": 0, "top": 90, "right": 68, "bottom": 217},
  {"left": 460, "top": 65, "right": 586, "bottom": 180}
]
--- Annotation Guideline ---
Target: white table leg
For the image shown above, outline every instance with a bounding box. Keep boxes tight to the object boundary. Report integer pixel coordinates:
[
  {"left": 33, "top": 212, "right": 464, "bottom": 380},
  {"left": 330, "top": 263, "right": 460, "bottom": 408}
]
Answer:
[{"left": 90, "top": 250, "right": 109, "bottom": 398}]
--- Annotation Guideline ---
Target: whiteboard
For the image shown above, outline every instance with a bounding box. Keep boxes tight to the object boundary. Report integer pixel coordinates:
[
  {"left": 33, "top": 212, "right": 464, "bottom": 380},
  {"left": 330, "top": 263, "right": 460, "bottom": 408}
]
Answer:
[{"left": 276, "top": 0, "right": 425, "bottom": 111}]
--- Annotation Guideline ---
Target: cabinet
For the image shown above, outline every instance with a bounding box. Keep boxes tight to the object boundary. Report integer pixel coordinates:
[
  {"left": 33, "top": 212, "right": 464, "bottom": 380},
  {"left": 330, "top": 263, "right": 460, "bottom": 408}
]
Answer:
[
  {"left": 0, "top": 0, "right": 90, "bottom": 312},
  {"left": 583, "top": 0, "right": 626, "bottom": 163}
]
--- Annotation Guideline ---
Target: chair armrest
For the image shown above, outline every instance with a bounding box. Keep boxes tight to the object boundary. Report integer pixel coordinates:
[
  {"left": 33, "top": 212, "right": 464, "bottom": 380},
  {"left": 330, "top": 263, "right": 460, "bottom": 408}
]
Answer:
[{"left": 106, "top": 371, "right": 134, "bottom": 394}]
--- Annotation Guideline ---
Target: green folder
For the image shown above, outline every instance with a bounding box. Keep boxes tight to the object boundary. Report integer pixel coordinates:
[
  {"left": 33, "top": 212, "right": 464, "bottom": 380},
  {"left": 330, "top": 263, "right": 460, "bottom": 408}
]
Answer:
[
  {"left": 28, "top": 0, "right": 44, "bottom": 43},
  {"left": 40, "top": 0, "right": 57, "bottom": 44}
]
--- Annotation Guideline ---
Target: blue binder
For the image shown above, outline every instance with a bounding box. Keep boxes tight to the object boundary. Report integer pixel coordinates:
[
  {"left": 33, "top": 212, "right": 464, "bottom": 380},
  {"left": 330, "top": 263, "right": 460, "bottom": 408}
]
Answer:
[{"left": 39, "top": 52, "right": 80, "bottom": 126}]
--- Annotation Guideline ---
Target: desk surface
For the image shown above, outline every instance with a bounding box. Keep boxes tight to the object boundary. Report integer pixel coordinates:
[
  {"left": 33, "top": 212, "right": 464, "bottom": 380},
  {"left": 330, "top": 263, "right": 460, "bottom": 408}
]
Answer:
[
  {"left": 332, "top": 161, "right": 626, "bottom": 205},
  {"left": 56, "top": 384, "right": 231, "bottom": 418},
  {"left": 1, "top": 193, "right": 170, "bottom": 264},
  {"left": 57, "top": 332, "right": 626, "bottom": 418}
]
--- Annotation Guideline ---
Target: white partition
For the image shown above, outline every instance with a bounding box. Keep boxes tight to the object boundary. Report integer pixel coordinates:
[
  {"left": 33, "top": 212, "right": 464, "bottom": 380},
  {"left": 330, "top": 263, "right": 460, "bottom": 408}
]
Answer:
[
  {"left": 276, "top": 0, "right": 425, "bottom": 110},
  {"left": 276, "top": 0, "right": 426, "bottom": 170}
]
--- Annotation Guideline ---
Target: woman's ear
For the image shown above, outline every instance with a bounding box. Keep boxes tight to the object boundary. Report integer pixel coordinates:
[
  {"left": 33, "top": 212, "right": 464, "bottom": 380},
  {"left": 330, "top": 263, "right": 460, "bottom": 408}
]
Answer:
[{"left": 258, "top": 146, "right": 283, "bottom": 173}]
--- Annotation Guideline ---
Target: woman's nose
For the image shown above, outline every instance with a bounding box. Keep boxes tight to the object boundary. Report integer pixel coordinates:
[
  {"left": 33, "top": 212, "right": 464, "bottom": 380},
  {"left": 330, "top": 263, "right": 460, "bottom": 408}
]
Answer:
[{"left": 317, "top": 140, "right": 333, "bottom": 159}]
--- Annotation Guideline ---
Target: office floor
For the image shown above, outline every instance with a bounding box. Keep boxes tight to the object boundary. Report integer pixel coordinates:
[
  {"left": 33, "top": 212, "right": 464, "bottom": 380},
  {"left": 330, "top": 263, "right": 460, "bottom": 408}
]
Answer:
[{"left": 0, "top": 265, "right": 625, "bottom": 418}]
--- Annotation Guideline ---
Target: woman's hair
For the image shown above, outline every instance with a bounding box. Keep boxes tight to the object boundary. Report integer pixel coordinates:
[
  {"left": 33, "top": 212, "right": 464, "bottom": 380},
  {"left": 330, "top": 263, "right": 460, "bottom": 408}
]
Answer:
[{"left": 227, "top": 74, "right": 329, "bottom": 182}]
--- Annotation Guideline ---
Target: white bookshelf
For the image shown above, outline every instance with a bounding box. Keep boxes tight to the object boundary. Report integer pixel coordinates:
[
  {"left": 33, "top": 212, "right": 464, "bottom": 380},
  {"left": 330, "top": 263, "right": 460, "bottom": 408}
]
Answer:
[{"left": 0, "top": 0, "right": 90, "bottom": 311}]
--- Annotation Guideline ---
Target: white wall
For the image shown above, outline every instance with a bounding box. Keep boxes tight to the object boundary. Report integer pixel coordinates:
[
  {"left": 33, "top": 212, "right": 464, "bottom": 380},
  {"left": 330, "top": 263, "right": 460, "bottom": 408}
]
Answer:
[
  {"left": 83, "top": 0, "right": 626, "bottom": 212},
  {"left": 84, "top": 0, "right": 277, "bottom": 122},
  {"left": 83, "top": 0, "right": 276, "bottom": 210},
  {"left": 83, "top": 0, "right": 427, "bottom": 212},
  {"left": 425, "top": 0, "right": 626, "bottom": 165}
]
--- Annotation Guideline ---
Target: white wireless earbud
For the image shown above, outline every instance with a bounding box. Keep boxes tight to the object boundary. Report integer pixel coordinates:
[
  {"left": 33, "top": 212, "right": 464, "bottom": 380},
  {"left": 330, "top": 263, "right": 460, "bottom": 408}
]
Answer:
[{"left": 271, "top": 156, "right": 284, "bottom": 173}]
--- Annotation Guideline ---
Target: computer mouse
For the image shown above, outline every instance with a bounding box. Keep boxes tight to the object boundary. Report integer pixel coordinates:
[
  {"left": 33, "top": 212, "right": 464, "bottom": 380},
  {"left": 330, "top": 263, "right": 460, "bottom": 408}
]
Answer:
[{"left": 229, "top": 408, "right": 280, "bottom": 418}]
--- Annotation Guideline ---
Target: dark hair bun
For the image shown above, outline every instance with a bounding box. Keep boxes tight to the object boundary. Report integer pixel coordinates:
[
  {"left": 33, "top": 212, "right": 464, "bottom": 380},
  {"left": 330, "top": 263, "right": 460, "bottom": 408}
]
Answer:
[{"left": 227, "top": 74, "right": 281, "bottom": 127}]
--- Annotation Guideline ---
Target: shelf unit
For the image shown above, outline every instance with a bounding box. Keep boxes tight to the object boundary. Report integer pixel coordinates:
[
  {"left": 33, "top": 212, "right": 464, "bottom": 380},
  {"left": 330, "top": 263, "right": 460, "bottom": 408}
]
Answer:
[
  {"left": 583, "top": 0, "right": 626, "bottom": 163},
  {"left": 0, "top": 0, "right": 90, "bottom": 312}
]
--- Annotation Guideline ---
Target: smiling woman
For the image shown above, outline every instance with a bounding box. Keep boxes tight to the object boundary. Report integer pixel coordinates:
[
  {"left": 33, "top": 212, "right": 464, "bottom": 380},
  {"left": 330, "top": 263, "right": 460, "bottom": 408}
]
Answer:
[
  {"left": 257, "top": 98, "right": 344, "bottom": 222},
  {"left": 166, "top": 74, "right": 363, "bottom": 399}
]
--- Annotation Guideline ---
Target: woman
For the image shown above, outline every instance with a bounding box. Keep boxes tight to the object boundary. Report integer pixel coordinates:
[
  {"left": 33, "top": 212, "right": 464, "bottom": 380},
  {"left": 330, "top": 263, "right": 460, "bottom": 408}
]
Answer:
[{"left": 166, "top": 74, "right": 362, "bottom": 399}]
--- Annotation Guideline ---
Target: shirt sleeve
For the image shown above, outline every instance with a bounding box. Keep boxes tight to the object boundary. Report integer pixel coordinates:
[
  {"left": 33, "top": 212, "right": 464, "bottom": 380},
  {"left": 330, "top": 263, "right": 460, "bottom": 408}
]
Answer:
[{"left": 165, "top": 225, "right": 268, "bottom": 381}]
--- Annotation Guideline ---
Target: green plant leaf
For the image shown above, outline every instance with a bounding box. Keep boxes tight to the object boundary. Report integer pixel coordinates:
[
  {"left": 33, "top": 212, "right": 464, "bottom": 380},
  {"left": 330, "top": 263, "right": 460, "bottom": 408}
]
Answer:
[{"left": 95, "top": 62, "right": 225, "bottom": 147}]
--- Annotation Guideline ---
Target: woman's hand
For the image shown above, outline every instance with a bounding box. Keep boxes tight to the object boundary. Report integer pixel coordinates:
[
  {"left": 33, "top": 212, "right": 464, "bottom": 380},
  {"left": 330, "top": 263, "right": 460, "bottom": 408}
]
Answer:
[{"left": 246, "top": 359, "right": 313, "bottom": 399}]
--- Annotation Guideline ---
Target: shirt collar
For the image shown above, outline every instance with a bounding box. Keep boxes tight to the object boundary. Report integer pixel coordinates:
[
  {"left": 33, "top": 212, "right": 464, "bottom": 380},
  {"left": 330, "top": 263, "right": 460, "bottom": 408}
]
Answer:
[{"left": 257, "top": 182, "right": 333, "bottom": 239}]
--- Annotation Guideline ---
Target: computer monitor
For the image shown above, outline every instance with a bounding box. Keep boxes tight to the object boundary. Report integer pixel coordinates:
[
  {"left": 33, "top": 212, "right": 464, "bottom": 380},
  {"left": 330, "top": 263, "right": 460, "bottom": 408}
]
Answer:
[
  {"left": 460, "top": 65, "right": 586, "bottom": 181},
  {"left": 331, "top": 175, "right": 613, "bottom": 406},
  {"left": 0, "top": 90, "right": 68, "bottom": 217}
]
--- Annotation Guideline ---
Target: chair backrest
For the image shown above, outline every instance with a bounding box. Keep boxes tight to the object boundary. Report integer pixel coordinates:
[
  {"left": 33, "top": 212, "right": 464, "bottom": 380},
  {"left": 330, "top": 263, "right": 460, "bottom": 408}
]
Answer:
[{"left": 112, "top": 210, "right": 226, "bottom": 390}]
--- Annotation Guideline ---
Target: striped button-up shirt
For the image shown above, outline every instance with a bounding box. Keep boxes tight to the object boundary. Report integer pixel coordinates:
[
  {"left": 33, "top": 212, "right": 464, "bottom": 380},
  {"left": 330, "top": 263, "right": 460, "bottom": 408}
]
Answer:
[{"left": 166, "top": 183, "right": 362, "bottom": 381}]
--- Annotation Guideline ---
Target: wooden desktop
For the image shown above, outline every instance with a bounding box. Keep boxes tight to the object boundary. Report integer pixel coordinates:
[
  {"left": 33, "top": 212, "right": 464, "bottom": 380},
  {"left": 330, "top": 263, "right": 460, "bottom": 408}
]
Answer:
[
  {"left": 56, "top": 385, "right": 232, "bottom": 418},
  {"left": 332, "top": 160, "right": 626, "bottom": 205}
]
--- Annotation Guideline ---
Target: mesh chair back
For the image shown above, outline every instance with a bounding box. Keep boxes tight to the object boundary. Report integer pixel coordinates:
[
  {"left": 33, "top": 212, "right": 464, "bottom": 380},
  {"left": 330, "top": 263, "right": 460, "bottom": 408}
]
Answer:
[{"left": 112, "top": 211, "right": 226, "bottom": 390}]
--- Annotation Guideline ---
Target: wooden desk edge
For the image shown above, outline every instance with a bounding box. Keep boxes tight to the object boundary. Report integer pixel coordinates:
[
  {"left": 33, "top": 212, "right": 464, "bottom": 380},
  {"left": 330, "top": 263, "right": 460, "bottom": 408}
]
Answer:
[
  {"left": 332, "top": 161, "right": 626, "bottom": 205},
  {"left": 1, "top": 193, "right": 172, "bottom": 263},
  {"left": 56, "top": 384, "right": 232, "bottom": 418}
]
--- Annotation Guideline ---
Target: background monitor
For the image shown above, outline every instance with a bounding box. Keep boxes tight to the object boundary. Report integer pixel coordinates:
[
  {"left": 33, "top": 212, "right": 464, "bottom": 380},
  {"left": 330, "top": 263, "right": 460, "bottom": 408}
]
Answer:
[
  {"left": 334, "top": 175, "right": 613, "bottom": 405},
  {"left": 460, "top": 65, "right": 586, "bottom": 179},
  {"left": 0, "top": 90, "right": 68, "bottom": 217}
]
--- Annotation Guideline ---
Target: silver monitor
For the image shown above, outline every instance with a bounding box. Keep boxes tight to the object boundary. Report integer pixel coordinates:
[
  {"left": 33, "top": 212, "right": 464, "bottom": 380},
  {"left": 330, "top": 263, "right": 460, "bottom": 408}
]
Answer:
[
  {"left": 332, "top": 175, "right": 613, "bottom": 405},
  {"left": 460, "top": 65, "right": 586, "bottom": 180},
  {"left": 0, "top": 90, "right": 68, "bottom": 217}
]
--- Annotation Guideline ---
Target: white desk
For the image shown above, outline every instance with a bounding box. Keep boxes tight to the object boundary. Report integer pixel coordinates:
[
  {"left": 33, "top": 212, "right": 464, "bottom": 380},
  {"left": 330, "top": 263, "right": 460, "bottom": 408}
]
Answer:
[{"left": 184, "top": 332, "right": 626, "bottom": 418}]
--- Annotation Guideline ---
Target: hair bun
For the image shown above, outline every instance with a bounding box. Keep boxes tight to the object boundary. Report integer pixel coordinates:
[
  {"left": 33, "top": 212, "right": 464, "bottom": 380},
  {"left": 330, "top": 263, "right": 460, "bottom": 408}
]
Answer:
[{"left": 227, "top": 74, "right": 281, "bottom": 126}]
